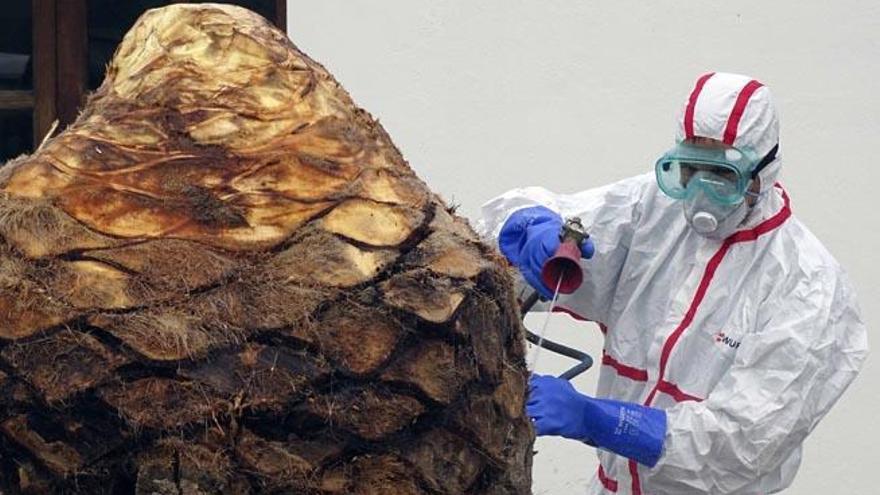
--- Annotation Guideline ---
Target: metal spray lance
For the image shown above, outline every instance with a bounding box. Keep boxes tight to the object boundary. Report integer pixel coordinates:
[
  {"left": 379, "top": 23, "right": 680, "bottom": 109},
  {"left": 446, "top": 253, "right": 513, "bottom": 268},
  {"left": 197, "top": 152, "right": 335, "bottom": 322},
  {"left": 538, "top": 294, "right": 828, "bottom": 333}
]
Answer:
[{"left": 528, "top": 217, "right": 589, "bottom": 371}]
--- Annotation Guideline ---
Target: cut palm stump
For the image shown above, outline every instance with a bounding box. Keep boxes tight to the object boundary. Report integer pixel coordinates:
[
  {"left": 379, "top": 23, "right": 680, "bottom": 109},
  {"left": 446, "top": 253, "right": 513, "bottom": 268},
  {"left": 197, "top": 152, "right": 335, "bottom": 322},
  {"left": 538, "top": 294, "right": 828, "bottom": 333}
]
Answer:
[{"left": 0, "top": 4, "right": 533, "bottom": 494}]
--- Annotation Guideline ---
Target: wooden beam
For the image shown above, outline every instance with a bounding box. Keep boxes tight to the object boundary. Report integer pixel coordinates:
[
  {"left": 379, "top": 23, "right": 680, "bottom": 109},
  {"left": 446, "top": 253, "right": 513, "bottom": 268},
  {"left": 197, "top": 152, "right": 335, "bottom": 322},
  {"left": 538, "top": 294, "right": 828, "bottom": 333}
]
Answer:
[
  {"left": 0, "top": 91, "right": 35, "bottom": 110},
  {"left": 33, "top": 0, "right": 58, "bottom": 145},
  {"left": 55, "top": 0, "right": 88, "bottom": 127},
  {"left": 275, "top": 0, "right": 287, "bottom": 31}
]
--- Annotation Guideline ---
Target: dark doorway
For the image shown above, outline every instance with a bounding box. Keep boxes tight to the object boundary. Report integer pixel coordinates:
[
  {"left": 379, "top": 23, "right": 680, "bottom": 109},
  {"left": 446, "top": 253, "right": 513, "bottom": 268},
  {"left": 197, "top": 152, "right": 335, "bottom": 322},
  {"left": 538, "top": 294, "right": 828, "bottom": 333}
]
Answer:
[{"left": 0, "top": 1, "right": 34, "bottom": 162}]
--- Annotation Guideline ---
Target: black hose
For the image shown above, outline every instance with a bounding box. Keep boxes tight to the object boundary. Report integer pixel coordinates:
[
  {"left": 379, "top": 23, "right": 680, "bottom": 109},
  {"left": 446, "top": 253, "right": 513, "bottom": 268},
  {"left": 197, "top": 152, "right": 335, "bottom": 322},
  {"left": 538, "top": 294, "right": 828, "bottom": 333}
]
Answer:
[
  {"left": 520, "top": 290, "right": 594, "bottom": 380},
  {"left": 520, "top": 290, "right": 542, "bottom": 314}
]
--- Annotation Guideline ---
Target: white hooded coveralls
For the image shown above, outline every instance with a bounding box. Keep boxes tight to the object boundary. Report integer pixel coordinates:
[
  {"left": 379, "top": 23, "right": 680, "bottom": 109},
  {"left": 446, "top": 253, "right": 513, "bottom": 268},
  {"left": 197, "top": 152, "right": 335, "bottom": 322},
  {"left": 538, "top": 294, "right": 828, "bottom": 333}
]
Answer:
[{"left": 479, "top": 73, "right": 868, "bottom": 494}]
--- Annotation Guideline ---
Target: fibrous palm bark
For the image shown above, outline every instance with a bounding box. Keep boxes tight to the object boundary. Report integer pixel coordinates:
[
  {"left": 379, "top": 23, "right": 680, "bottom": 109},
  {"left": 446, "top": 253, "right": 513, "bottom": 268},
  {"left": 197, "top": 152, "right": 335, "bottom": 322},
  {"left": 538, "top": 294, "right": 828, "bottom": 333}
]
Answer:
[{"left": 0, "top": 4, "right": 533, "bottom": 494}]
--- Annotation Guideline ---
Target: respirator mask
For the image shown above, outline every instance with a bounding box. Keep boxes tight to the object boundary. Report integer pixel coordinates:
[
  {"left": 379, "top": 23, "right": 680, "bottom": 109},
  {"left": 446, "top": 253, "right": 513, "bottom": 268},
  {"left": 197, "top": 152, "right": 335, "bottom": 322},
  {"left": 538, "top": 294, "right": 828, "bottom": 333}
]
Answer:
[{"left": 655, "top": 141, "right": 777, "bottom": 239}]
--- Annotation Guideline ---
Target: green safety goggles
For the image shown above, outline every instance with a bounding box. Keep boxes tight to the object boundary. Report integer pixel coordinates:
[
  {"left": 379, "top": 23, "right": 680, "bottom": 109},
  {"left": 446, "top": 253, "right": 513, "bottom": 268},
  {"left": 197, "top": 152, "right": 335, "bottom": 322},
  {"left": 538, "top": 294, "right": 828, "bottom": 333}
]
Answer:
[{"left": 655, "top": 142, "right": 762, "bottom": 205}]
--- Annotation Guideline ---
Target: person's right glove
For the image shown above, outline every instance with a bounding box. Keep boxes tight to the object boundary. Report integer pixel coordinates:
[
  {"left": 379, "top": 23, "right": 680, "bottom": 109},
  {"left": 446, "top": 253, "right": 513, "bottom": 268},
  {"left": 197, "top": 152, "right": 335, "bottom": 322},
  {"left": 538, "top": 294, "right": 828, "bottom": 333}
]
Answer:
[
  {"left": 498, "top": 206, "right": 595, "bottom": 298},
  {"left": 527, "top": 374, "right": 666, "bottom": 467}
]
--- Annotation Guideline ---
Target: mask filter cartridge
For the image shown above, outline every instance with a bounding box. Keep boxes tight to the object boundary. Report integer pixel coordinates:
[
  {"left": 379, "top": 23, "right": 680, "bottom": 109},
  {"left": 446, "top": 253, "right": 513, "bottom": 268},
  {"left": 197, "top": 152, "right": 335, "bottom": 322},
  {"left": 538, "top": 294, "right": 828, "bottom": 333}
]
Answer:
[{"left": 691, "top": 211, "right": 719, "bottom": 234}]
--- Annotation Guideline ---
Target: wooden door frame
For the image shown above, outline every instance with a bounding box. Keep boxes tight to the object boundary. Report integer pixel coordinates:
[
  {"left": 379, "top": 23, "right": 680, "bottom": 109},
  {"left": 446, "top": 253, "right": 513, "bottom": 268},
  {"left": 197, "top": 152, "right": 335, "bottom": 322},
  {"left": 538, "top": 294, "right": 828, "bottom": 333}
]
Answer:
[
  {"left": 275, "top": 0, "right": 287, "bottom": 32},
  {"left": 33, "top": 0, "right": 57, "bottom": 143}
]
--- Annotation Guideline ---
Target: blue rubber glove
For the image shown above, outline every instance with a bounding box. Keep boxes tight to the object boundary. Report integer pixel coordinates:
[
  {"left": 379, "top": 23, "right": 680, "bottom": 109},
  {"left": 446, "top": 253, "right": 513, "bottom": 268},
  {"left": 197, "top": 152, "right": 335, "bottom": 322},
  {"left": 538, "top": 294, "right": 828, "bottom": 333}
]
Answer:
[
  {"left": 527, "top": 374, "right": 667, "bottom": 467},
  {"left": 498, "top": 206, "right": 595, "bottom": 298}
]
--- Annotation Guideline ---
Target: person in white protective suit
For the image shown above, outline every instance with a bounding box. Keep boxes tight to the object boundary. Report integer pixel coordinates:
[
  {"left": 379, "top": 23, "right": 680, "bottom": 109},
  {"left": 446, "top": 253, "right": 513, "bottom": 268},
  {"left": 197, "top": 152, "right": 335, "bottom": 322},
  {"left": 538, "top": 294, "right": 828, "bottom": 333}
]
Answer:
[{"left": 478, "top": 72, "right": 868, "bottom": 494}]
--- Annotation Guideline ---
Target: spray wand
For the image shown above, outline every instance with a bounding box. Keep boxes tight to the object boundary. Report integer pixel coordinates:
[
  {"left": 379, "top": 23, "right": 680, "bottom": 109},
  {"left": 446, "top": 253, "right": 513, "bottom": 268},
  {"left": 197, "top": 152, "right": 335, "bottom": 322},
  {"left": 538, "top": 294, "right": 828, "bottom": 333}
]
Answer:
[{"left": 527, "top": 217, "right": 590, "bottom": 373}]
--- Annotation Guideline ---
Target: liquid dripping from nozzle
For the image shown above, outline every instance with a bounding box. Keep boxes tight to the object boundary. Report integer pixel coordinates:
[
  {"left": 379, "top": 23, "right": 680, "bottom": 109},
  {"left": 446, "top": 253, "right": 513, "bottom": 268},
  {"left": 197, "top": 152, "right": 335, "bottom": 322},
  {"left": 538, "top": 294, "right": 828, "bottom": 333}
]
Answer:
[{"left": 528, "top": 271, "right": 565, "bottom": 372}]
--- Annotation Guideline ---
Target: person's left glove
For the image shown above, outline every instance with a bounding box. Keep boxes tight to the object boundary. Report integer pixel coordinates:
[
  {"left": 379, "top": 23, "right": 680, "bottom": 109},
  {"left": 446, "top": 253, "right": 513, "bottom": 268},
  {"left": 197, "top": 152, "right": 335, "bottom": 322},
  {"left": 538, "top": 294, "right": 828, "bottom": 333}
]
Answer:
[
  {"left": 498, "top": 206, "right": 595, "bottom": 298},
  {"left": 527, "top": 374, "right": 667, "bottom": 467}
]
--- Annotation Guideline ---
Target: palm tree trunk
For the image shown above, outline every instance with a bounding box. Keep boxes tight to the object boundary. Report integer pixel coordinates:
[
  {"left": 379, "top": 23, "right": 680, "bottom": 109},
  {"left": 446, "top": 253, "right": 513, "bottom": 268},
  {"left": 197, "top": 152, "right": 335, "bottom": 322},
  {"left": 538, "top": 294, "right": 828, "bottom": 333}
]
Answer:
[{"left": 0, "top": 4, "right": 533, "bottom": 494}]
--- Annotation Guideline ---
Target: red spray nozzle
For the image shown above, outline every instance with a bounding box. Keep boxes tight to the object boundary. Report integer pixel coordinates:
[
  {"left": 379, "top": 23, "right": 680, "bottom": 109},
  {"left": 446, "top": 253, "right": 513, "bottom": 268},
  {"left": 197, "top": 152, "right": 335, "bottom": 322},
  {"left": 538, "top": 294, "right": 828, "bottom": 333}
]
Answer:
[{"left": 540, "top": 217, "right": 588, "bottom": 295}]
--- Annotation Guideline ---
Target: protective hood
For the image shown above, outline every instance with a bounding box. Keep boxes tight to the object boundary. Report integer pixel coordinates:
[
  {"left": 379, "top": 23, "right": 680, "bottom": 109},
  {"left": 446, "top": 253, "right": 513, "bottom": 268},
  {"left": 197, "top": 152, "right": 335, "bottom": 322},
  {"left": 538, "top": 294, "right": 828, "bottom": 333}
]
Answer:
[{"left": 674, "top": 72, "right": 781, "bottom": 196}]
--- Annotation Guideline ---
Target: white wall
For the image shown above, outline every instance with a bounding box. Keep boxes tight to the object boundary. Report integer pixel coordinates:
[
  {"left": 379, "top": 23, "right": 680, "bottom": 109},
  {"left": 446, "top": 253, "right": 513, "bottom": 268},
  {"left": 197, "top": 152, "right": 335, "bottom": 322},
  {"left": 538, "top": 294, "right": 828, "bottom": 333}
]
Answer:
[{"left": 287, "top": 2, "right": 880, "bottom": 493}]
